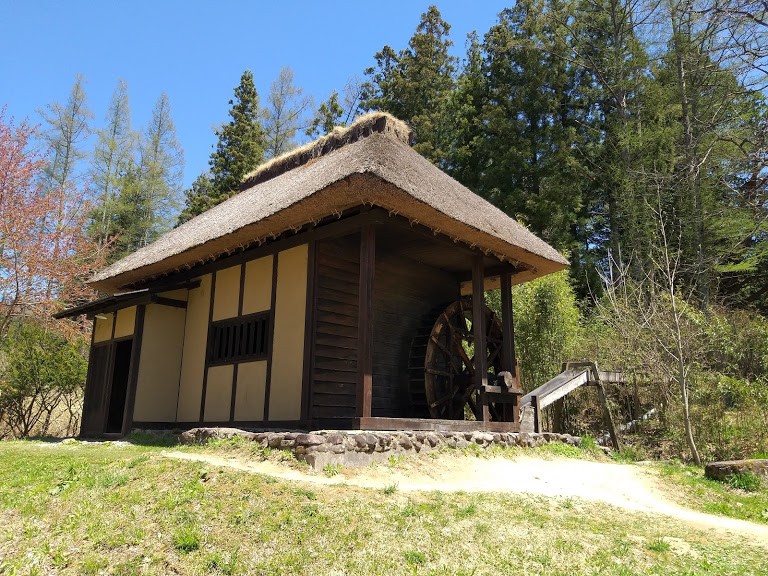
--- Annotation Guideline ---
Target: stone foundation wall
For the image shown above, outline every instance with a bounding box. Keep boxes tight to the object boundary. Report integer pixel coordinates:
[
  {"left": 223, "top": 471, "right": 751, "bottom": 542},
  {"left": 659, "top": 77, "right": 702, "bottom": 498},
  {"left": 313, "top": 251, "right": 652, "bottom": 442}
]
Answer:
[{"left": 178, "top": 427, "right": 582, "bottom": 469}]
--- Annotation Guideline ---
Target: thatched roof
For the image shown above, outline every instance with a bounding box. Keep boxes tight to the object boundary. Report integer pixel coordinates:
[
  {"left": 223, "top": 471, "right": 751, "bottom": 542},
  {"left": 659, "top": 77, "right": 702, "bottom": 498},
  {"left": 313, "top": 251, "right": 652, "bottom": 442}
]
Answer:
[{"left": 89, "top": 112, "right": 568, "bottom": 293}]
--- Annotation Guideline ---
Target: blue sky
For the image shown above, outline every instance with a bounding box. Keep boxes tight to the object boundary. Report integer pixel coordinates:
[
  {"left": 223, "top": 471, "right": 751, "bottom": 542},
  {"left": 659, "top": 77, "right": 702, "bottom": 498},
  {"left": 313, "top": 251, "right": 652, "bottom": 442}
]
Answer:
[{"left": 1, "top": 1, "right": 510, "bottom": 188}]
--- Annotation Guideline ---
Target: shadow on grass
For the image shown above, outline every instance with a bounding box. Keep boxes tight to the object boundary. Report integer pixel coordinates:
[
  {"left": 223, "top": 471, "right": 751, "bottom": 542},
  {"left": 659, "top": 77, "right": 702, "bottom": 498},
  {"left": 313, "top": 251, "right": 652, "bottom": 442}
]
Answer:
[
  {"left": 24, "top": 431, "right": 181, "bottom": 448},
  {"left": 126, "top": 430, "right": 181, "bottom": 447}
]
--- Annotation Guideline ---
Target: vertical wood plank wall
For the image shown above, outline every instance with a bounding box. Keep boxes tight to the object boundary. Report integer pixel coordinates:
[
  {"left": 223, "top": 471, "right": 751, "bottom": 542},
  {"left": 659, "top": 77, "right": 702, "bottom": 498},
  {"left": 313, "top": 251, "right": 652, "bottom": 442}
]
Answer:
[
  {"left": 372, "top": 250, "right": 460, "bottom": 417},
  {"left": 310, "top": 235, "right": 360, "bottom": 424}
]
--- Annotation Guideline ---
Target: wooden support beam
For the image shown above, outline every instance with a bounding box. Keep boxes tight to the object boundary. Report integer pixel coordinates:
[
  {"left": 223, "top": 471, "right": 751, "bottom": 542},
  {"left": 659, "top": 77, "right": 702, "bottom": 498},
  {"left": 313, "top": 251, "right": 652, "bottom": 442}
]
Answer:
[
  {"left": 472, "top": 254, "right": 489, "bottom": 423},
  {"left": 356, "top": 224, "right": 375, "bottom": 419},
  {"left": 500, "top": 272, "right": 516, "bottom": 376},
  {"left": 596, "top": 374, "right": 622, "bottom": 451},
  {"left": 121, "top": 304, "right": 146, "bottom": 436},
  {"left": 532, "top": 394, "right": 541, "bottom": 433},
  {"left": 150, "top": 296, "right": 188, "bottom": 309},
  {"left": 458, "top": 264, "right": 523, "bottom": 282}
]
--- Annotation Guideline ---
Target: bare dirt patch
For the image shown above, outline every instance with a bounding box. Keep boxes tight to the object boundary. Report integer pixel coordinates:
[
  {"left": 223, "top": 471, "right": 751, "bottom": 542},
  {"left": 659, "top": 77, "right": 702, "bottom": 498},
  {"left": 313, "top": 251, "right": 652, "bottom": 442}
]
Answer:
[{"left": 163, "top": 449, "right": 768, "bottom": 545}]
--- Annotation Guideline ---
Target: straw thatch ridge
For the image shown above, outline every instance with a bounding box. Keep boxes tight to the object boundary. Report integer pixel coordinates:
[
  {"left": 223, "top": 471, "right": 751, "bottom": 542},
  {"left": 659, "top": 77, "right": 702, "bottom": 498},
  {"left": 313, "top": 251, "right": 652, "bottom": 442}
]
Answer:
[
  {"left": 89, "top": 117, "right": 569, "bottom": 293},
  {"left": 240, "top": 112, "right": 413, "bottom": 189}
]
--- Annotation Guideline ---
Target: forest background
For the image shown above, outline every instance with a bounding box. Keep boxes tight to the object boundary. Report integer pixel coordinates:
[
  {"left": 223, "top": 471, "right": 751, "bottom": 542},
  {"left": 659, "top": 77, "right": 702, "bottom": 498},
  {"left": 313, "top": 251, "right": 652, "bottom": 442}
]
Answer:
[{"left": 1, "top": 1, "right": 767, "bottom": 464}]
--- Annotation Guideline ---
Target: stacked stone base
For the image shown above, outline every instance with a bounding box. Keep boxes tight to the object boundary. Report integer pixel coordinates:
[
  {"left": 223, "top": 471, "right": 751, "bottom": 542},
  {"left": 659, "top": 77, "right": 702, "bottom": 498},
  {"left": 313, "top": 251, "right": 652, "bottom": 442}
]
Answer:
[{"left": 178, "top": 427, "right": 581, "bottom": 469}]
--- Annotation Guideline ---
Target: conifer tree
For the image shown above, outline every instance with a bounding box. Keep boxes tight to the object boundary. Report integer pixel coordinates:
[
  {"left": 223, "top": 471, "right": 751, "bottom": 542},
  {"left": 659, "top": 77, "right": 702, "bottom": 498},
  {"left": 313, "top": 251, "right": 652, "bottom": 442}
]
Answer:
[
  {"left": 179, "top": 70, "right": 265, "bottom": 224},
  {"left": 89, "top": 79, "right": 136, "bottom": 246},
  {"left": 137, "top": 93, "right": 183, "bottom": 246},
  {"left": 361, "top": 5, "right": 458, "bottom": 166},
  {"left": 263, "top": 67, "right": 312, "bottom": 158},
  {"left": 38, "top": 74, "right": 92, "bottom": 194},
  {"left": 477, "top": 2, "right": 588, "bottom": 252}
]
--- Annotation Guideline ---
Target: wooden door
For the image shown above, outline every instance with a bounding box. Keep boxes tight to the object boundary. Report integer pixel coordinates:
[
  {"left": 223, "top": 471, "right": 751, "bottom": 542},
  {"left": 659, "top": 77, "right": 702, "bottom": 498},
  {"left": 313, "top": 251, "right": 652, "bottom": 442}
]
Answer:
[{"left": 80, "top": 344, "right": 112, "bottom": 436}]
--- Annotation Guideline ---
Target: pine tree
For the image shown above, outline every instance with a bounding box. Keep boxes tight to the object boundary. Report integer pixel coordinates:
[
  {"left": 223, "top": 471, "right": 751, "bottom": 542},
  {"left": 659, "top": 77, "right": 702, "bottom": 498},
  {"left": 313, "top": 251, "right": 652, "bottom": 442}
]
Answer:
[
  {"left": 306, "top": 91, "right": 345, "bottom": 138},
  {"left": 306, "top": 78, "right": 366, "bottom": 138},
  {"left": 178, "top": 70, "right": 265, "bottom": 224},
  {"left": 36, "top": 75, "right": 94, "bottom": 299}
]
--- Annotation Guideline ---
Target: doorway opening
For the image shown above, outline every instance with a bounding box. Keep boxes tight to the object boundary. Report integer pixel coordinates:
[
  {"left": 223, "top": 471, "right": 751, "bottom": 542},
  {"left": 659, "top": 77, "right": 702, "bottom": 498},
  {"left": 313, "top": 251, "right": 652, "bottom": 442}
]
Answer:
[{"left": 106, "top": 340, "right": 133, "bottom": 433}]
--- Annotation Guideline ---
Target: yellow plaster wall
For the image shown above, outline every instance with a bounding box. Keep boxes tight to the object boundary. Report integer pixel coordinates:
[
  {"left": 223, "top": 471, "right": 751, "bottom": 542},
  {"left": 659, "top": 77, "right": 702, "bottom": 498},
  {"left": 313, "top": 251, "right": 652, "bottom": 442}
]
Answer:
[
  {"left": 213, "top": 265, "right": 241, "bottom": 321},
  {"left": 93, "top": 314, "right": 114, "bottom": 343},
  {"left": 158, "top": 289, "right": 189, "bottom": 301},
  {"left": 234, "top": 361, "right": 267, "bottom": 421},
  {"left": 204, "top": 364, "right": 233, "bottom": 422},
  {"left": 113, "top": 307, "right": 136, "bottom": 339},
  {"left": 242, "top": 256, "right": 272, "bottom": 315},
  {"left": 133, "top": 304, "right": 186, "bottom": 422},
  {"left": 268, "top": 244, "right": 308, "bottom": 421},
  {"left": 176, "top": 274, "right": 212, "bottom": 422}
]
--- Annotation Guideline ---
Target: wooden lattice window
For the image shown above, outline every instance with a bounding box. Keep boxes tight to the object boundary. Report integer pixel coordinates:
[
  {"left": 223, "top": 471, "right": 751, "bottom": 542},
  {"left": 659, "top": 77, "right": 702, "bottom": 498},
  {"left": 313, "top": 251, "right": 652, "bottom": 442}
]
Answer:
[{"left": 208, "top": 312, "right": 270, "bottom": 365}]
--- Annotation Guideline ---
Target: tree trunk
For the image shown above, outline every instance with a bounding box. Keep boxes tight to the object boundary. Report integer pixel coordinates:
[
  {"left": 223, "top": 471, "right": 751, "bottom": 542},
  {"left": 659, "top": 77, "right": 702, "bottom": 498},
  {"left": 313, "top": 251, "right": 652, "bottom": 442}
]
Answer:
[{"left": 678, "top": 364, "right": 701, "bottom": 465}]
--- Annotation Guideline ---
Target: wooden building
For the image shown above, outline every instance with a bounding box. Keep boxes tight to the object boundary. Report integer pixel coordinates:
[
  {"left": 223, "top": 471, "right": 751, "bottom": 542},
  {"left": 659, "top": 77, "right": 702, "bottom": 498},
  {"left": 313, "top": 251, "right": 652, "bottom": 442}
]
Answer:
[{"left": 56, "top": 113, "right": 568, "bottom": 437}]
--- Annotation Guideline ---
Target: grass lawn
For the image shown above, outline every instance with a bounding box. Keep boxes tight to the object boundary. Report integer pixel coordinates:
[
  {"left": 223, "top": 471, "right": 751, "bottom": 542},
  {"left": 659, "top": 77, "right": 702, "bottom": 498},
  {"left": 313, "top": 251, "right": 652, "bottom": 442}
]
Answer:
[
  {"left": 654, "top": 460, "right": 768, "bottom": 525},
  {"left": 0, "top": 440, "right": 766, "bottom": 576}
]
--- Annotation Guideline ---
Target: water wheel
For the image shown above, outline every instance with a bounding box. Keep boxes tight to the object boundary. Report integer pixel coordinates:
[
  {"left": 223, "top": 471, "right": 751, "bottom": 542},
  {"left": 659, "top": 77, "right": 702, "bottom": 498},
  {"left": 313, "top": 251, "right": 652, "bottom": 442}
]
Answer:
[{"left": 408, "top": 299, "right": 504, "bottom": 420}]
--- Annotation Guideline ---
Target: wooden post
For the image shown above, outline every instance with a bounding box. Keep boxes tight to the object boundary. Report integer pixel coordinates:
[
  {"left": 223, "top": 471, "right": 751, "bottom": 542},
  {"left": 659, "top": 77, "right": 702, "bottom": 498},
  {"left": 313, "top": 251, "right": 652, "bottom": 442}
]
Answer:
[
  {"left": 472, "top": 254, "right": 489, "bottom": 422},
  {"left": 500, "top": 272, "right": 516, "bottom": 376},
  {"left": 357, "top": 224, "right": 375, "bottom": 419},
  {"left": 121, "top": 304, "right": 146, "bottom": 436},
  {"left": 593, "top": 363, "right": 622, "bottom": 451},
  {"left": 532, "top": 394, "right": 541, "bottom": 433}
]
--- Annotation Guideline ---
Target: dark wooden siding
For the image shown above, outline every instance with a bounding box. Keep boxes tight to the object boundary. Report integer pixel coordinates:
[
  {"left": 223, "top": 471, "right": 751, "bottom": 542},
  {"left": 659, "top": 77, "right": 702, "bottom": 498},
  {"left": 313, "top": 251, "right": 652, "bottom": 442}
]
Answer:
[
  {"left": 372, "top": 251, "right": 459, "bottom": 417},
  {"left": 81, "top": 344, "right": 112, "bottom": 436},
  {"left": 310, "top": 234, "right": 360, "bottom": 423}
]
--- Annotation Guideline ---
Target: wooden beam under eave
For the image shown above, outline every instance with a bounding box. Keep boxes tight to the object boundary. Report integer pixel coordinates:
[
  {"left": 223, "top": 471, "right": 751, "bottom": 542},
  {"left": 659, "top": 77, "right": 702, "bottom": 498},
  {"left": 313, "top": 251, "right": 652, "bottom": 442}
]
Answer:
[{"left": 356, "top": 224, "right": 375, "bottom": 419}]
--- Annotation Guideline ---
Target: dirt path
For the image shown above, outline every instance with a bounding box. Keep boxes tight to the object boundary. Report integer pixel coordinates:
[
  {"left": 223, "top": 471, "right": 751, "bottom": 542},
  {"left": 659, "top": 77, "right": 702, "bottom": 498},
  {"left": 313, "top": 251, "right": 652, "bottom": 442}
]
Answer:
[{"left": 163, "top": 450, "right": 768, "bottom": 545}]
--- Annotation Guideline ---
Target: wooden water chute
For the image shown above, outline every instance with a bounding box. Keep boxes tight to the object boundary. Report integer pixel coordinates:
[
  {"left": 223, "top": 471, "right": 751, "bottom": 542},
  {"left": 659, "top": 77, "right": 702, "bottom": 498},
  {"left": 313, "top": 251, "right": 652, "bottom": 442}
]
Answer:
[{"left": 520, "top": 361, "right": 624, "bottom": 449}]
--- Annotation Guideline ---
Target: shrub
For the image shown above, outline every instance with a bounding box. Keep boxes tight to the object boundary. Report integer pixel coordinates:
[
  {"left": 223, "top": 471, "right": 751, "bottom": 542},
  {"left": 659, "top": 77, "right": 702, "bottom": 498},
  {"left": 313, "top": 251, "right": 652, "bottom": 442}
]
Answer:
[{"left": 0, "top": 321, "right": 87, "bottom": 438}]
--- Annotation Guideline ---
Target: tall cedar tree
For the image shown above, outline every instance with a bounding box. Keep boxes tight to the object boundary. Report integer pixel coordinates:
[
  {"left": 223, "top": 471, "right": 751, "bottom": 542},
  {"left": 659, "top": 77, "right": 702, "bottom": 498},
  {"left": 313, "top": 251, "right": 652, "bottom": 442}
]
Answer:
[
  {"left": 179, "top": 71, "right": 265, "bottom": 224},
  {"left": 361, "top": 5, "right": 457, "bottom": 167},
  {"left": 475, "top": 2, "right": 588, "bottom": 254}
]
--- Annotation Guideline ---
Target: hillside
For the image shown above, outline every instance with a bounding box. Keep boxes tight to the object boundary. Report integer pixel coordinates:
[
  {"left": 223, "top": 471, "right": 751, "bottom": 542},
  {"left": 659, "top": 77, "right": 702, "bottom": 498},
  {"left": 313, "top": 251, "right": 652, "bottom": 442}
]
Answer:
[{"left": 0, "top": 440, "right": 766, "bottom": 575}]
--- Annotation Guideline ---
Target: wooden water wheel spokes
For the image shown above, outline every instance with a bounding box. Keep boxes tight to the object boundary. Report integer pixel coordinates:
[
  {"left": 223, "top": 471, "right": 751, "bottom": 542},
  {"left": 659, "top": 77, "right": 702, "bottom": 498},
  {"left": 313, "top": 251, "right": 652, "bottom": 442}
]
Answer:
[{"left": 422, "top": 299, "right": 504, "bottom": 420}]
